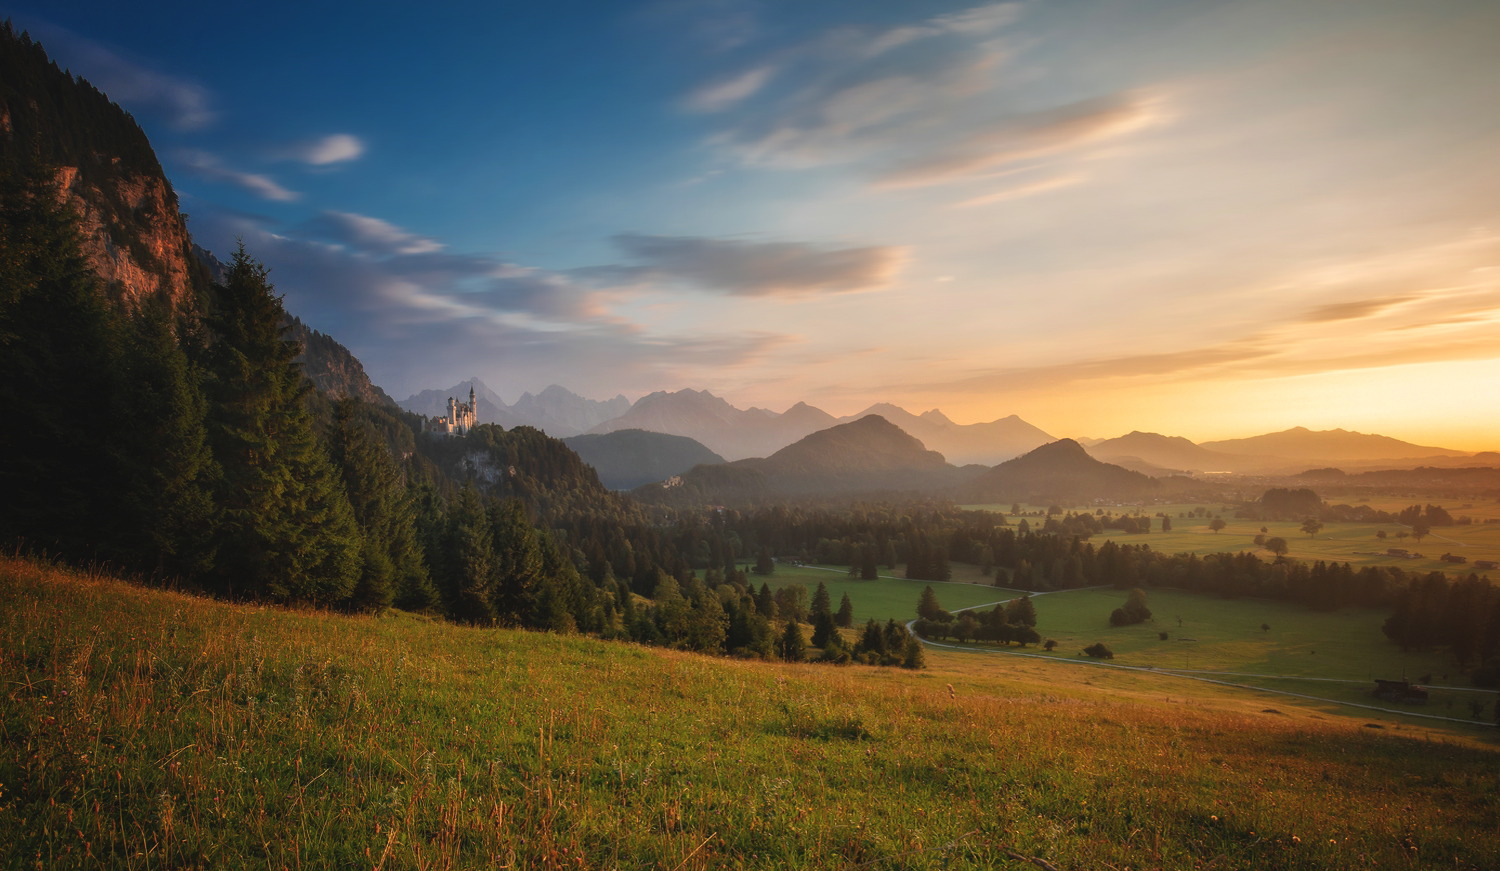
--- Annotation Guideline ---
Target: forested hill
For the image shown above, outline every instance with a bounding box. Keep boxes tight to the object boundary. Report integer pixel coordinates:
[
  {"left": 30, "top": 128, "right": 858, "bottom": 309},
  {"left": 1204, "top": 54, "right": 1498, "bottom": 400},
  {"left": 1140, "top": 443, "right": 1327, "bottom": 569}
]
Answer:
[
  {"left": 0, "top": 21, "right": 207, "bottom": 314},
  {"left": 0, "top": 28, "right": 642, "bottom": 635}
]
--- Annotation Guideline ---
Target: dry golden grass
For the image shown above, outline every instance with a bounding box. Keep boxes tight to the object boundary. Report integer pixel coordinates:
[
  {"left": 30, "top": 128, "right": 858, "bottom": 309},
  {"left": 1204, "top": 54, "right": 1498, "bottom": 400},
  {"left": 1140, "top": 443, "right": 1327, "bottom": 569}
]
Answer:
[{"left": 3, "top": 555, "right": 1498, "bottom": 869}]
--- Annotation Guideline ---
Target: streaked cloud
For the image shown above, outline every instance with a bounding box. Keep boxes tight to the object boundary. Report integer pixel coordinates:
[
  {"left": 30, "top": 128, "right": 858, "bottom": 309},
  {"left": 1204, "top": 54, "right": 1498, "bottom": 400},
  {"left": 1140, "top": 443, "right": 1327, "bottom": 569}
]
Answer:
[
  {"left": 1301, "top": 296, "right": 1417, "bottom": 323},
  {"left": 177, "top": 150, "right": 299, "bottom": 201},
  {"left": 309, "top": 210, "right": 443, "bottom": 255},
  {"left": 954, "top": 173, "right": 1086, "bottom": 207},
  {"left": 281, "top": 134, "right": 365, "bottom": 166},
  {"left": 188, "top": 204, "right": 798, "bottom": 398},
  {"left": 877, "top": 94, "right": 1165, "bottom": 188},
  {"left": 606, "top": 233, "right": 907, "bottom": 296},
  {"left": 684, "top": 66, "right": 776, "bottom": 112}
]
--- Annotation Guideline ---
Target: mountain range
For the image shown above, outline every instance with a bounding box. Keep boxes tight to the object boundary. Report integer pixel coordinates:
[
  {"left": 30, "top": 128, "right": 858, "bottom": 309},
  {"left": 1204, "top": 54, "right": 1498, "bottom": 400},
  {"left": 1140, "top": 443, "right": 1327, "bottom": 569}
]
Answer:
[
  {"left": 1086, "top": 427, "right": 1488, "bottom": 475},
  {"left": 562, "top": 430, "right": 726, "bottom": 490},
  {"left": 654, "top": 415, "right": 977, "bottom": 501},
  {"left": 399, "top": 380, "right": 629, "bottom": 438}
]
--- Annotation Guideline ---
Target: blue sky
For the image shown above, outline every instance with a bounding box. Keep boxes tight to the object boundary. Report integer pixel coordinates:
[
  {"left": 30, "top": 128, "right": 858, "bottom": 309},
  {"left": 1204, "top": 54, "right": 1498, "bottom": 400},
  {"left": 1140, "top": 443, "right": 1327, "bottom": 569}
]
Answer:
[{"left": 9, "top": 1, "right": 1500, "bottom": 448}]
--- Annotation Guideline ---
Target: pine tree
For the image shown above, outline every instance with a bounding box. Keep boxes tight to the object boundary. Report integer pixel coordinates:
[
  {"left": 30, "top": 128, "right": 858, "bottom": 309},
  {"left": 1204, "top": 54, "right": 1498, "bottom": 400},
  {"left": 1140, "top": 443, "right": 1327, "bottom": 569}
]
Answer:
[
  {"left": 811, "top": 581, "right": 831, "bottom": 617},
  {"left": 778, "top": 620, "right": 806, "bottom": 662},
  {"left": 755, "top": 582, "right": 776, "bottom": 618},
  {"left": 110, "top": 301, "right": 218, "bottom": 581},
  {"left": 201, "top": 246, "right": 360, "bottom": 604},
  {"left": 489, "top": 498, "right": 544, "bottom": 625},
  {"left": 917, "top": 585, "right": 942, "bottom": 620},
  {"left": 0, "top": 170, "right": 128, "bottom": 560},
  {"left": 328, "top": 400, "right": 436, "bottom": 612},
  {"left": 835, "top": 593, "right": 855, "bottom": 628},
  {"left": 811, "top": 610, "right": 837, "bottom": 649}
]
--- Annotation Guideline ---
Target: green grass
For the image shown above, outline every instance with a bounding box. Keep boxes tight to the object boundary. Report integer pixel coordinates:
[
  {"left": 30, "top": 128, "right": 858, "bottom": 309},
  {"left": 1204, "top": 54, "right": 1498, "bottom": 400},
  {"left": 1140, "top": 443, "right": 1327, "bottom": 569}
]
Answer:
[
  {"left": 751, "top": 563, "right": 1020, "bottom": 624},
  {"left": 960, "top": 502, "right": 1500, "bottom": 577},
  {"left": 4, "top": 556, "right": 1500, "bottom": 869},
  {"left": 919, "top": 586, "right": 1500, "bottom": 721}
]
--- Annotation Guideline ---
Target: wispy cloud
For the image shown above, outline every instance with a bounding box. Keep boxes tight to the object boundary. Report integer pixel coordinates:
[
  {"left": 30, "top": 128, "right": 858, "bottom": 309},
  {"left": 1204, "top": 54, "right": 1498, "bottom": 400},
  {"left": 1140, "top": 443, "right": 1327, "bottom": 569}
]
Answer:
[
  {"left": 954, "top": 173, "right": 1086, "bottom": 207},
  {"left": 187, "top": 205, "right": 800, "bottom": 398},
  {"left": 688, "top": 2, "right": 1159, "bottom": 190},
  {"left": 685, "top": 66, "right": 776, "bottom": 112},
  {"left": 308, "top": 211, "right": 443, "bottom": 255},
  {"left": 1301, "top": 295, "right": 1417, "bottom": 323},
  {"left": 177, "top": 150, "right": 299, "bottom": 201},
  {"left": 602, "top": 233, "right": 907, "bottom": 296},
  {"left": 876, "top": 94, "right": 1165, "bottom": 188},
  {"left": 280, "top": 134, "right": 365, "bottom": 166},
  {"left": 22, "top": 21, "right": 214, "bottom": 129}
]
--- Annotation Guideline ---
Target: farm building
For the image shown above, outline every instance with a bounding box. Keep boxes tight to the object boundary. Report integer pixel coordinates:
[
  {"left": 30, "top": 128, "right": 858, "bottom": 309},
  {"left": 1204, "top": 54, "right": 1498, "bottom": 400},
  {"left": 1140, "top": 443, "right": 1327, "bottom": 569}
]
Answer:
[{"left": 1372, "top": 679, "right": 1428, "bottom": 705}]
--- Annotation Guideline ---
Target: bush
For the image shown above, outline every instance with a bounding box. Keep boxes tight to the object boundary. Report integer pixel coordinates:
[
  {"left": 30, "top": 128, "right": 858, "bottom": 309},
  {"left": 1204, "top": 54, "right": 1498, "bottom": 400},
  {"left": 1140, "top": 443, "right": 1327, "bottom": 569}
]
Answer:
[{"left": 1083, "top": 642, "right": 1114, "bottom": 659}]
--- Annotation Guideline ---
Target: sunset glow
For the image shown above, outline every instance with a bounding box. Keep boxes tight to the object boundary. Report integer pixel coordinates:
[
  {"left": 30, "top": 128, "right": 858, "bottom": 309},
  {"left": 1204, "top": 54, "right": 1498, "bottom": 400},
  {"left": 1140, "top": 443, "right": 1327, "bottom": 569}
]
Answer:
[{"left": 12, "top": 0, "right": 1499, "bottom": 448}]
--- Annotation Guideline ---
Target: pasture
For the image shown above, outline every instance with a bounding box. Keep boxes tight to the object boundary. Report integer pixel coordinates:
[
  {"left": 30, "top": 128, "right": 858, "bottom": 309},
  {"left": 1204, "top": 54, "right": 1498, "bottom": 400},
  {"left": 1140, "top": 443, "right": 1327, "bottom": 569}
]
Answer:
[
  {"left": 749, "top": 562, "right": 1017, "bottom": 624},
  {"left": 3, "top": 555, "right": 1498, "bottom": 869},
  {"left": 962, "top": 500, "right": 1500, "bottom": 577}
]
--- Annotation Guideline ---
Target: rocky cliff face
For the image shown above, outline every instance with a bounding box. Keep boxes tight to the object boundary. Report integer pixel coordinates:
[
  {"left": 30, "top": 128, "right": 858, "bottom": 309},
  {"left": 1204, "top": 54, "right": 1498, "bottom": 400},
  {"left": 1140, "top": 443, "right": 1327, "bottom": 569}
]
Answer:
[
  {"left": 2, "top": 23, "right": 204, "bottom": 316},
  {"left": 284, "top": 317, "right": 397, "bottom": 407},
  {"left": 53, "top": 165, "right": 199, "bottom": 314}
]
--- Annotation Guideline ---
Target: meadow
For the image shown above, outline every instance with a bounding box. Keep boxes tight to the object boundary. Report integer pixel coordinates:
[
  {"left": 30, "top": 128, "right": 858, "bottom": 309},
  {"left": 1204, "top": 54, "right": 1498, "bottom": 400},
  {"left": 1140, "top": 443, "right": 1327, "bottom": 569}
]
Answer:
[
  {"left": 960, "top": 501, "right": 1500, "bottom": 577},
  {"left": 4, "top": 555, "right": 1500, "bottom": 869},
  {"left": 752, "top": 562, "right": 1017, "bottom": 624},
  {"left": 758, "top": 565, "right": 1488, "bottom": 722}
]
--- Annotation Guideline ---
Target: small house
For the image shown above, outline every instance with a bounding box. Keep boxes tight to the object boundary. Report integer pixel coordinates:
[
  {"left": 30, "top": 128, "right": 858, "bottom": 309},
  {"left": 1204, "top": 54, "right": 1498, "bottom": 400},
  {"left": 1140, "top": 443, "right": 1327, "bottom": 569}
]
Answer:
[{"left": 1372, "top": 679, "right": 1428, "bottom": 705}]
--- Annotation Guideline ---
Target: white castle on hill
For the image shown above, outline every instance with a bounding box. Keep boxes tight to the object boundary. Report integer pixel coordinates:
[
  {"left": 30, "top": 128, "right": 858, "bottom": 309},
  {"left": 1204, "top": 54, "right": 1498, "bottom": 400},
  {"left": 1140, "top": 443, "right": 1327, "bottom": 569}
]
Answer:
[{"left": 427, "top": 386, "right": 477, "bottom": 436}]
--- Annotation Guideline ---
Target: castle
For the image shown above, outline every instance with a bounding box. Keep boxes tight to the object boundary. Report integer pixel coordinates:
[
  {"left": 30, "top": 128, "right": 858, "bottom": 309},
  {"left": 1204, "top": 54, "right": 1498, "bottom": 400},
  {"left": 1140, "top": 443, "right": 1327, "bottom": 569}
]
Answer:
[{"left": 427, "top": 386, "right": 478, "bottom": 436}]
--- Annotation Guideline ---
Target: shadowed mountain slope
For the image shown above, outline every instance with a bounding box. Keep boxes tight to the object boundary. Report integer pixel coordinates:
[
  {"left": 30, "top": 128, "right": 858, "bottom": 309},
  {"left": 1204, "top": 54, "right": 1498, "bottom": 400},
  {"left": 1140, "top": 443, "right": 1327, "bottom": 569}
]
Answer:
[
  {"left": 968, "top": 439, "right": 1161, "bottom": 502},
  {"left": 562, "top": 429, "right": 725, "bottom": 490}
]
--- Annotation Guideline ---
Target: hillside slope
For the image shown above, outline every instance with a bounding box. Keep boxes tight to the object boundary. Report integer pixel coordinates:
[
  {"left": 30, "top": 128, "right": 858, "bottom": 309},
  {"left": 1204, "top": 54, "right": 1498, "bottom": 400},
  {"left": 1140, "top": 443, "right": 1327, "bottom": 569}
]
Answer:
[
  {"left": 563, "top": 428, "right": 726, "bottom": 489},
  {"left": 660, "top": 415, "right": 975, "bottom": 501},
  {"left": 970, "top": 438, "right": 1162, "bottom": 501},
  {"left": 3, "top": 556, "right": 1495, "bottom": 870}
]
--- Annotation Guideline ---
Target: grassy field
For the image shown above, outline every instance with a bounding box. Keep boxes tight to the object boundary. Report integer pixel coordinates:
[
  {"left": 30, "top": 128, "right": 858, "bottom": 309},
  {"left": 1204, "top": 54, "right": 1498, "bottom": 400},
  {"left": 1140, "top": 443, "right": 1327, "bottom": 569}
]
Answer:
[
  {"left": 5, "top": 556, "right": 1500, "bottom": 869},
  {"left": 751, "top": 562, "right": 1017, "bottom": 624},
  {"left": 960, "top": 501, "right": 1500, "bottom": 577}
]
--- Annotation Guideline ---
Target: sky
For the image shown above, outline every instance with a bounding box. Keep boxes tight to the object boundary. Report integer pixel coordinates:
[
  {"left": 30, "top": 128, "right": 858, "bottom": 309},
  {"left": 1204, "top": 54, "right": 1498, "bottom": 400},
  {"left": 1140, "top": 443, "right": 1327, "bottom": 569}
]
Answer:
[{"left": 8, "top": 0, "right": 1500, "bottom": 449}]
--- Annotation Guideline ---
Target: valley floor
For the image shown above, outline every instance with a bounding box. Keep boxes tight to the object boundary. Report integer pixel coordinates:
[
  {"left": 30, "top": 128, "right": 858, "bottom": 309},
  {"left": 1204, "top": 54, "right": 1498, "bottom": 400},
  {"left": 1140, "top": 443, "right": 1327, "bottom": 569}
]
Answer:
[{"left": 2, "top": 556, "right": 1498, "bottom": 869}]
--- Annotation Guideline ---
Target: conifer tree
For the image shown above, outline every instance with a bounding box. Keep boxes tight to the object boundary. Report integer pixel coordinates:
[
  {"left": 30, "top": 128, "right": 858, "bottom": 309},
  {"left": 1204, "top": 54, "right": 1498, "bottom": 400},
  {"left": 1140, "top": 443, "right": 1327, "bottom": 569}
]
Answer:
[
  {"left": 811, "top": 610, "right": 837, "bottom": 648},
  {"left": 328, "top": 400, "right": 436, "bottom": 612},
  {"left": 917, "top": 585, "right": 942, "bottom": 620},
  {"left": 201, "top": 246, "right": 360, "bottom": 603},
  {"left": 0, "top": 171, "right": 127, "bottom": 559},
  {"left": 489, "top": 498, "right": 544, "bottom": 625},
  {"left": 755, "top": 582, "right": 776, "bottom": 618},
  {"left": 835, "top": 593, "right": 855, "bottom": 628},
  {"left": 778, "top": 619, "right": 806, "bottom": 662},
  {"left": 811, "top": 581, "right": 832, "bottom": 617},
  {"left": 112, "top": 300, "right": 218, "bottom": 580}
]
